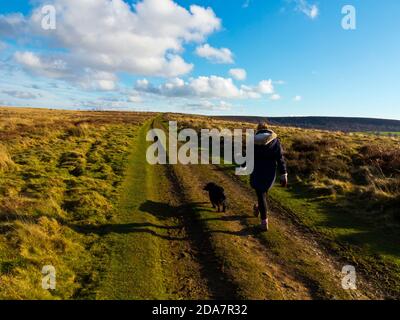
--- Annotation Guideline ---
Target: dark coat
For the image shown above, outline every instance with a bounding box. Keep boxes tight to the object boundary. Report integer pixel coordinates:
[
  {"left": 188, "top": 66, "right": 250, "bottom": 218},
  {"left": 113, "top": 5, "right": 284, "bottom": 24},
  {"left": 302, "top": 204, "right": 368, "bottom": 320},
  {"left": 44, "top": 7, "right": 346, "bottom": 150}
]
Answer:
[{"left": 250, "top": 131, "right": 287, "bottom": 192}]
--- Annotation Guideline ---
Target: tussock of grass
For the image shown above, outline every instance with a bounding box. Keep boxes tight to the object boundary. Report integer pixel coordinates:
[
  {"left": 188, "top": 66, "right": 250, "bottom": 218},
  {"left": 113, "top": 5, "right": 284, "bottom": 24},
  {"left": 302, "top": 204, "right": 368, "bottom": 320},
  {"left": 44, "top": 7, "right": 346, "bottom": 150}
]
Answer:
[
  {"left": 0, "top": 143, "right": 14, "bottom": 173},
  {"left": 63, "top": 190, "right": 112, "bottom": 223},
  {"left": 59, "top": 151, "right": 86, "bottom": 176},
  {"left": 66, "top": 123, "right": 90, "bottom": 137},
  {"left": 0, "top": 216, "right": 87, "bottom": 299}
]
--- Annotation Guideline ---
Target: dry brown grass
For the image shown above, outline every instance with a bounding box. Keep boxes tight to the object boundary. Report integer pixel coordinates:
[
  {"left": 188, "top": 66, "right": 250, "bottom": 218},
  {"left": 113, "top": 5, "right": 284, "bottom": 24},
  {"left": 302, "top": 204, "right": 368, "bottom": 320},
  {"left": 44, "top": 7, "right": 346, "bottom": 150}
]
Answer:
[{"left": 0, "top": 143, "right": 14, "bottom": 172}]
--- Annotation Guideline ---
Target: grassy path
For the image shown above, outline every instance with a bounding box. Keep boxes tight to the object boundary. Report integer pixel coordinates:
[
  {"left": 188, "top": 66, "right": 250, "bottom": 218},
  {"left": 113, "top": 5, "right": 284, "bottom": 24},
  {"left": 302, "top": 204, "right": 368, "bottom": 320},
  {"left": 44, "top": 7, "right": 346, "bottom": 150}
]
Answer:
[
  {"left": 96, "top": 121, "right": 212, "bottom": 299},
  {"left": 96, "top": 121, "right": 166, "bottom": 299}
]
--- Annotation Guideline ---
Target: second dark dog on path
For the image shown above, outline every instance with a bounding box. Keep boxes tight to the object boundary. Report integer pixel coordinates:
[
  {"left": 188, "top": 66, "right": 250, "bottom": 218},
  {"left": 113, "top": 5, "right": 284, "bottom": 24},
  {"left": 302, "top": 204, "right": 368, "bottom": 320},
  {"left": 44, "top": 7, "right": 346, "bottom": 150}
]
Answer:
[{"left": 203, "top": 182, "right": 227, "bottom": 212}]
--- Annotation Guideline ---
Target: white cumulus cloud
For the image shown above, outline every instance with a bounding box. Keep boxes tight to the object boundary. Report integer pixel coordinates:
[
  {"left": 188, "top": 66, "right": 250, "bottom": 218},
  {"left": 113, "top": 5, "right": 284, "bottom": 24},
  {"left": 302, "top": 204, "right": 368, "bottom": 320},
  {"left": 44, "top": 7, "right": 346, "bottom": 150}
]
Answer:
[
  {"left": 128, "top": 95, "right": 143, "bottom": 103},
  {"left": 14, "top": 51, "right": 117, "bottom": 91},
  {"left": 134, "top": 76, "right": 275, "bottom": 100},
  {"left": 184, "top": 100, "right": 232, "bottom": 112},
  {"left": 14, "top": 51, "right": 68, "bottom": 78},
  {"left": 257, "top": 80, "right": 274, "bottom": 94},
  {"left": 270, "top": 94, "right": 281, "bottom": 101},
  {"left": 229, "top": 68, "right": 247, "bottom": 81},
  {"left": 195, "top": 44, "right": 234, "bottom": 64},
  {"left": 3, "top": 0, "right": 222, "bottom": 84}
]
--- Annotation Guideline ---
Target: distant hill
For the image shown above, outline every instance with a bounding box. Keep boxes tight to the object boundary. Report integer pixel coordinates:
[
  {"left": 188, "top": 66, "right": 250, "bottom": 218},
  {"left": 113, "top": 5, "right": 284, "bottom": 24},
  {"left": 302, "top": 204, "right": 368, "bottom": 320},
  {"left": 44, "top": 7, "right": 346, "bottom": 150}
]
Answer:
[{"left": 215, "top": 116, "right": 400, "bottom": 133}]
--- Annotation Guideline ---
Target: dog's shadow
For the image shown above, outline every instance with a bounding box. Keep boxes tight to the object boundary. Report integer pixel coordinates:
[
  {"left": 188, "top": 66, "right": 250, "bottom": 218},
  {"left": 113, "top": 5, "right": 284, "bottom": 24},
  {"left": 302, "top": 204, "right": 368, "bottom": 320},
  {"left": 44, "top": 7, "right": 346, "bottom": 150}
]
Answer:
[
  {"left": 139, "top": 200, "right": 258, "bottom": 238},
  {"left": 71, "top": 201, "right": 213, "bottom": 241},
  {"left": 210, "top": 225, "right": 260, "bottom": 237},
  {"left": 71, "top": 200, "right": 256, "bottom": 240},
  {"left": 139, "top": 200, "right": 210, "bottom": 220}
]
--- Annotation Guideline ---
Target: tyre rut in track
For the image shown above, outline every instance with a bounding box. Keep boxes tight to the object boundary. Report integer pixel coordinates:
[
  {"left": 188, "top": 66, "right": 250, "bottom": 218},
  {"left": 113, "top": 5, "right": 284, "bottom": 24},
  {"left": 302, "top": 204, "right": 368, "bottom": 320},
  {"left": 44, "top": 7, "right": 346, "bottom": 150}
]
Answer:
[{"left": 163, "top": 163, "right": 241, "bottom": 299}]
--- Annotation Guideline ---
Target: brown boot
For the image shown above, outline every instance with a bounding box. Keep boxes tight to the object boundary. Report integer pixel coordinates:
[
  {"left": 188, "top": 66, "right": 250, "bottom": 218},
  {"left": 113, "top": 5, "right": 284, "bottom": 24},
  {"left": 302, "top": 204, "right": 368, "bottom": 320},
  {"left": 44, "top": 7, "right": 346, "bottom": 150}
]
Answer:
[
  {"left": 260, "top": 218, "right": 269, "bottom": 231},
  {"left": 253, "top": 204, "right": 259, "bottom": 217}
]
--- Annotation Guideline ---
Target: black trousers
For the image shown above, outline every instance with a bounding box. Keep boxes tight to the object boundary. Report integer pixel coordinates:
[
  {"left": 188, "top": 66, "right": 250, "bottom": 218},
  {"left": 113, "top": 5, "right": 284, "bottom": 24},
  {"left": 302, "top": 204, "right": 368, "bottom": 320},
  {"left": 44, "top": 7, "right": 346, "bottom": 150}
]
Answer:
[{"left": 255, "top": 189, "right": 268, "bottom": 220}]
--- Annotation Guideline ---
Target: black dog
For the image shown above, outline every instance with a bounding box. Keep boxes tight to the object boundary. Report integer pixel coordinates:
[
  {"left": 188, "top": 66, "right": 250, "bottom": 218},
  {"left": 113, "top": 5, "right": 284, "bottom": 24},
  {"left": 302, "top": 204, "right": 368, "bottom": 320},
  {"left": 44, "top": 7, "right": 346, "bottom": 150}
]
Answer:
[{"left": 203, "top": 182, "right": 227, "bottom": 212}]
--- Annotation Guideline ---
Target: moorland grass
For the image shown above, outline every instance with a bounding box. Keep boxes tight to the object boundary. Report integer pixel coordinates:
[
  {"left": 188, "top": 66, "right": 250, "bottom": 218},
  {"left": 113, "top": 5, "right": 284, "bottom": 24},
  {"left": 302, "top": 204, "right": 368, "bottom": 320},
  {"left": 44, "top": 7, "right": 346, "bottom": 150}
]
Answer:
[{"left": 0, "top": 107, "right": 152, "bottom": 299}]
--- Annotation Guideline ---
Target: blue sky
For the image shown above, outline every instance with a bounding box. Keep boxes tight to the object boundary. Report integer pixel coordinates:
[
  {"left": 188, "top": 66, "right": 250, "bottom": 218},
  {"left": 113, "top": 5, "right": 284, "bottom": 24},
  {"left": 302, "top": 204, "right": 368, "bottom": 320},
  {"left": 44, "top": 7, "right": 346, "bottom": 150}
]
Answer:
[{"left": 0, "top": 0, "right": 399, "bottom": 119}]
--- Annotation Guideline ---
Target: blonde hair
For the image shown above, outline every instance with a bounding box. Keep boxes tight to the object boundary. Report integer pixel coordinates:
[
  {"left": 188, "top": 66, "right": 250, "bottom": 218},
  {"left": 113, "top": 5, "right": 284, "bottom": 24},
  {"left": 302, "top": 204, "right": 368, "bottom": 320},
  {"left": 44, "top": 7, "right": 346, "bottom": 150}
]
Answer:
[{"left": 256, "top": 121, "right": 269, "bottom": 131}]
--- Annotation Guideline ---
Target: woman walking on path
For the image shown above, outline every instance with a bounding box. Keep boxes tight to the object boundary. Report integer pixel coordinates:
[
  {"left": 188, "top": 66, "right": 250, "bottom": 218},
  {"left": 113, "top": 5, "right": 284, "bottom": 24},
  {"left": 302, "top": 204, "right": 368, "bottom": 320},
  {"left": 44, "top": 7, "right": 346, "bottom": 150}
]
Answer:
[{"left": 250, "top": 122, "right": 288, "bottom": 231}]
